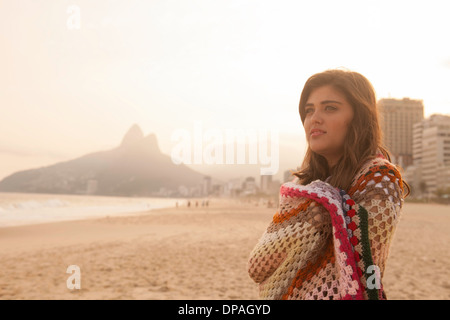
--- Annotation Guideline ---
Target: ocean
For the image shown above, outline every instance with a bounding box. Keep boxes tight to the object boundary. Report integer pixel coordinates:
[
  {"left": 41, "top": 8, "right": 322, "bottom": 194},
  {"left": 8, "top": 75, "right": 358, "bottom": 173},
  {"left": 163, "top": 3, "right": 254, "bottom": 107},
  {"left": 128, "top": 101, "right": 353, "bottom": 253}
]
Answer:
[{"left": 0, "top": 192, "right": 183, "bottom": 227}]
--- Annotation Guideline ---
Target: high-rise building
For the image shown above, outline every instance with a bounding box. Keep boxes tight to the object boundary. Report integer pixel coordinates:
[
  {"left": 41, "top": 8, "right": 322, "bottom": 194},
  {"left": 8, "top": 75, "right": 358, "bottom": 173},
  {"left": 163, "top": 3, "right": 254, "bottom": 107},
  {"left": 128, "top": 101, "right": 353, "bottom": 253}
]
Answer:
[
  {"left": 406, "top": 114, "right": 450, "bottom": 195},
  {"left": 260, "top": 174, "right": 272, "bottom": 194},
  {"left": 260, "top": 174, "right": 282, "bottom": 195},
  {"left": 378, "top": 98, "right": 424, "bottom": 168}
]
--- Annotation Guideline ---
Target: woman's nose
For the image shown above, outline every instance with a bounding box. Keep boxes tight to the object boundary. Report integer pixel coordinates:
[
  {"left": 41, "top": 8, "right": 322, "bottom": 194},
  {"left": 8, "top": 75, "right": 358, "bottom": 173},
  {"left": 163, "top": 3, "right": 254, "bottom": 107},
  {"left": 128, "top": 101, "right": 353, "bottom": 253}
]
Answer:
[{"left": 310, "top": 109, "right": 323, "bottom": 124}]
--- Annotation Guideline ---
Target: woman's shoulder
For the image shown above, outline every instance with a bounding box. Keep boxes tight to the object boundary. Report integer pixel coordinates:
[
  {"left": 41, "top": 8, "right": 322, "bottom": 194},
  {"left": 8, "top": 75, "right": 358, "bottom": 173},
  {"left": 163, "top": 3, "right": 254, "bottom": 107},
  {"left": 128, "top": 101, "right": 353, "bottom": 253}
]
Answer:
[
  {"left": 348, "top": 156, "right": 404, "bottom": 197},
  {"left": 359, "top": 156, "right": 401, "bottom": 175}
]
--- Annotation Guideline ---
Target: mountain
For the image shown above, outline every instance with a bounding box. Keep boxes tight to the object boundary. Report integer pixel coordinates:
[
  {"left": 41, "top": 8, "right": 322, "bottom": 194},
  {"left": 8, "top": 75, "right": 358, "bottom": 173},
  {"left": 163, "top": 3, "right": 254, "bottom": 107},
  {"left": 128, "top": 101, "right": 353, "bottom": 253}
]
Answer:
[{"left": 0, "top": 124, "right": 206, "bottom": 196}]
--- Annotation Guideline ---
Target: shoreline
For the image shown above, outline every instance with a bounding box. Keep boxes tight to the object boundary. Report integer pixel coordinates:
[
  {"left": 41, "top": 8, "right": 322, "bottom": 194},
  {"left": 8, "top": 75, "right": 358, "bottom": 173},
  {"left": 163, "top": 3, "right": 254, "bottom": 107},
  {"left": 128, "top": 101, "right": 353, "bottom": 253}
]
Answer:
[{"left": 0, "top": 194, "right": 224, "bottom": 228}]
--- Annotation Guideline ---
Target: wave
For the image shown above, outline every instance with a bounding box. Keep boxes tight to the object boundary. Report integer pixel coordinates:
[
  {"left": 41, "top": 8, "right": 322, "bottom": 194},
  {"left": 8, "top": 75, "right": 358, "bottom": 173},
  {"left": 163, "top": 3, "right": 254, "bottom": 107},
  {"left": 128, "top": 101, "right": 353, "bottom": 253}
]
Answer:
[
  {"left": 1, "top": 199, "right": 69, "bottom": 211},
  {"left": 0, "top": 193, "right": 183, "bottom": 227}
]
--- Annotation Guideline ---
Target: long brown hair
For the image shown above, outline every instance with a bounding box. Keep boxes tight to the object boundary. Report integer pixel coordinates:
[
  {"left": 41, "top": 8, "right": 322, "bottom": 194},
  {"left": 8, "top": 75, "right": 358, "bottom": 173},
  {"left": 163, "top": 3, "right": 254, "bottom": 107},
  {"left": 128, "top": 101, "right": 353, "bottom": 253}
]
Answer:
[{"left": 293, "top": 69, "right": 409, "bottom": 196}]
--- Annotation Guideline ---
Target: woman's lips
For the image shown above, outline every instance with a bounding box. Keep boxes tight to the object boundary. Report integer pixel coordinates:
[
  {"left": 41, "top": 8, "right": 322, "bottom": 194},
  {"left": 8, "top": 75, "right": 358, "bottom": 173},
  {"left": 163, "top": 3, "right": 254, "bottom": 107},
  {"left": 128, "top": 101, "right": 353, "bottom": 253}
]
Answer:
[{"left": 310, "top": 129, "right": 326, "bottom": 137}]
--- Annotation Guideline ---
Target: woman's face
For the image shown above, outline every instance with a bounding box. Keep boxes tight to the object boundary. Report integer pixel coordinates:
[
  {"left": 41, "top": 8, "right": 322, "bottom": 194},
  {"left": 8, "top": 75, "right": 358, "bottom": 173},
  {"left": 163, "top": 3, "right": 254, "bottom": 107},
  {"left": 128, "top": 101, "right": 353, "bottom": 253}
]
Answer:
[{"left": 303, "top": 85, "right": 354, "bottom": 167}]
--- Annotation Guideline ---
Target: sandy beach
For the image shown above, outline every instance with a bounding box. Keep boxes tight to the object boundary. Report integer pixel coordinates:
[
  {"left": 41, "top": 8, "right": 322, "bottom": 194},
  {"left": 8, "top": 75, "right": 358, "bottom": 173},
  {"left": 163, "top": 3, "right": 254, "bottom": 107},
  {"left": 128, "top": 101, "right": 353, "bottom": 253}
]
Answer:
[{"left": 0, "top": 199, "right": 449, "bottom": 300}]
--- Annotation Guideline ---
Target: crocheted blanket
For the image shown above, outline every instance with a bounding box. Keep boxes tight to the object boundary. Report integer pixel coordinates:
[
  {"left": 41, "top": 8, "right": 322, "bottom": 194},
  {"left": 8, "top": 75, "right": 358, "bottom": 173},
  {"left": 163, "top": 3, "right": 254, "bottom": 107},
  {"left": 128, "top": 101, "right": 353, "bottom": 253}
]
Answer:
[{"left": 248, "top": 158, "right": 404, "bottom": 300}]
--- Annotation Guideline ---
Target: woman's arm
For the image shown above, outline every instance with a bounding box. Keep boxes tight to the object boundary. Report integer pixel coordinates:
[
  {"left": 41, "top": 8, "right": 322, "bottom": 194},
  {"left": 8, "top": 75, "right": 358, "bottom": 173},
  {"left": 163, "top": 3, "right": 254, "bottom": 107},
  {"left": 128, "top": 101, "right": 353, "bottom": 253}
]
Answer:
[
  {"left": 248, "top": 197, "right": 332, "bottom": 283},
  {"left": 348, "top": 160, "right": 405, "bottom": 276},
  {"left": 247, "top": 181, "right": 340, "bottom": 299}
]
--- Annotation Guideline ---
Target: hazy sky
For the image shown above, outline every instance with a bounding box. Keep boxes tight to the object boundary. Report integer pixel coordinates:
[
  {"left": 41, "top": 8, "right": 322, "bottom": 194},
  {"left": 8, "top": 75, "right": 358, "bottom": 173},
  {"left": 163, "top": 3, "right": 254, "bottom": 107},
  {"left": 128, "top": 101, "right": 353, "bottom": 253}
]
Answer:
[{"left": 1, "top": 0, "right": 450, "bottom": 181}]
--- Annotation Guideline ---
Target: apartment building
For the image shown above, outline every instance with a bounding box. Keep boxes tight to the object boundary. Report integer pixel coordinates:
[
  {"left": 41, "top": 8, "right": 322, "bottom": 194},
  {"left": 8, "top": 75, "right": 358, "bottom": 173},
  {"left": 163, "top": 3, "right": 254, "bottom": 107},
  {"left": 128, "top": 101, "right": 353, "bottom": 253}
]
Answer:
[
  {"left": 378, "top": 98, "right": 424, "bottom": 168},
  {"left": 406, "top": 114, "right": 450, "bottom": 195}
]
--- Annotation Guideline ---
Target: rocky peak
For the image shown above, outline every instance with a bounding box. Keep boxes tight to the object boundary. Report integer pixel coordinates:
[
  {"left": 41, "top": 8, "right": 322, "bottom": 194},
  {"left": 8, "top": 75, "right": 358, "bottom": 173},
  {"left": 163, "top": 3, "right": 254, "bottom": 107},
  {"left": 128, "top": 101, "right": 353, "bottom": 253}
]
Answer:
[{"left": 120, "top": 124, "right": 144, "bottom": 147}]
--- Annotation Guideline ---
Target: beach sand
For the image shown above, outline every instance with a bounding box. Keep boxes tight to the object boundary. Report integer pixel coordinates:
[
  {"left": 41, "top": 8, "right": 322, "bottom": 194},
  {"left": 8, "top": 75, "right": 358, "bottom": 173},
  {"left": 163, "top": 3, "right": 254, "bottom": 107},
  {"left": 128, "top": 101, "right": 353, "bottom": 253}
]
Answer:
[{"left": 0, "top": 200, "right": 449, "bottom": 300}]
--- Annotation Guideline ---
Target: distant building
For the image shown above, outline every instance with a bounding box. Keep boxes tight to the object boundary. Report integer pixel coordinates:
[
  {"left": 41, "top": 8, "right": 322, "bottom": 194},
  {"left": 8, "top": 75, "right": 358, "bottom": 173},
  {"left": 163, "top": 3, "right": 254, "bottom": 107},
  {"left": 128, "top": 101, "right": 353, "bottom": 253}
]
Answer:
[
  {"left": 284, "top": 169, "right": 295, "bottom": 183},
  {"left": 222, "top": 178, "right": 242, "bottom": 197},
  {"left": 406, "top": 114, "right": 450, "bottom": 195},
  {"left": 157, "top": 187, "right": 173, "bottom": 197},
  {"left": 378, "top": 98, "right": 424, "bottom": 168},
  {"left": 260, "top": 174, "right": 283, "bottom": 195},
  {"left": 86, "top": 179, "right": 98, "bottom": 195},
  {"left": 211, "top": 184, "right": 223, "bottom": 197},
  {"left": 260, "top": 175, "right": 272, "bottom": 194},
  {"left": 242, "top": 177, "right": 257, "bottom": 195},
  {"left": 269, "top": 179, "right": 282, "bottom": 195},
  {"left": 178, "top": 185, "right": 189, "bottom": 197},
  {"left": 189, "top": 185, "right": 201, "bottom": 197},
  {"left": 202, "top": 176, "right": 211, "bottom": 196}
]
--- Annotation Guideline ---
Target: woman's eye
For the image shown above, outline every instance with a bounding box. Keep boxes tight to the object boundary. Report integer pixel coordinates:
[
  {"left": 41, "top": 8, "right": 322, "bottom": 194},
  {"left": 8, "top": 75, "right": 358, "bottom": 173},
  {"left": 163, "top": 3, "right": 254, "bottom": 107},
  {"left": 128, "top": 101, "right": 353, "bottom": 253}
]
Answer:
[
  {"left": 305, "top": 107, "right": 314, "bottom": 114},
  {"left": 325, "top": 105, "right": 337, "bottom": 111}
]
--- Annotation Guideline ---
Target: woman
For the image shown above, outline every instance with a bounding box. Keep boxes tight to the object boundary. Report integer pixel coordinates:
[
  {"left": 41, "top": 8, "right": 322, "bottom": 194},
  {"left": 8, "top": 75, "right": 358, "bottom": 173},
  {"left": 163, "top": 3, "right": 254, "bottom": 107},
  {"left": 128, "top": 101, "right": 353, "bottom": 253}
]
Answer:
[{"left": 248, "top": 69, "right": 409, "bottom": 300}]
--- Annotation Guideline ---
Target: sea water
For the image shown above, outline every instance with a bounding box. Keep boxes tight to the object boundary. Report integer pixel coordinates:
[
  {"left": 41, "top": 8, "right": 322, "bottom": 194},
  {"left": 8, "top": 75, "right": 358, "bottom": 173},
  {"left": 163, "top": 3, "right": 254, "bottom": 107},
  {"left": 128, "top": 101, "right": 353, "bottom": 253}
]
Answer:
[{"left": 0, "top": 192, "right": 184, "bottom": 227}]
